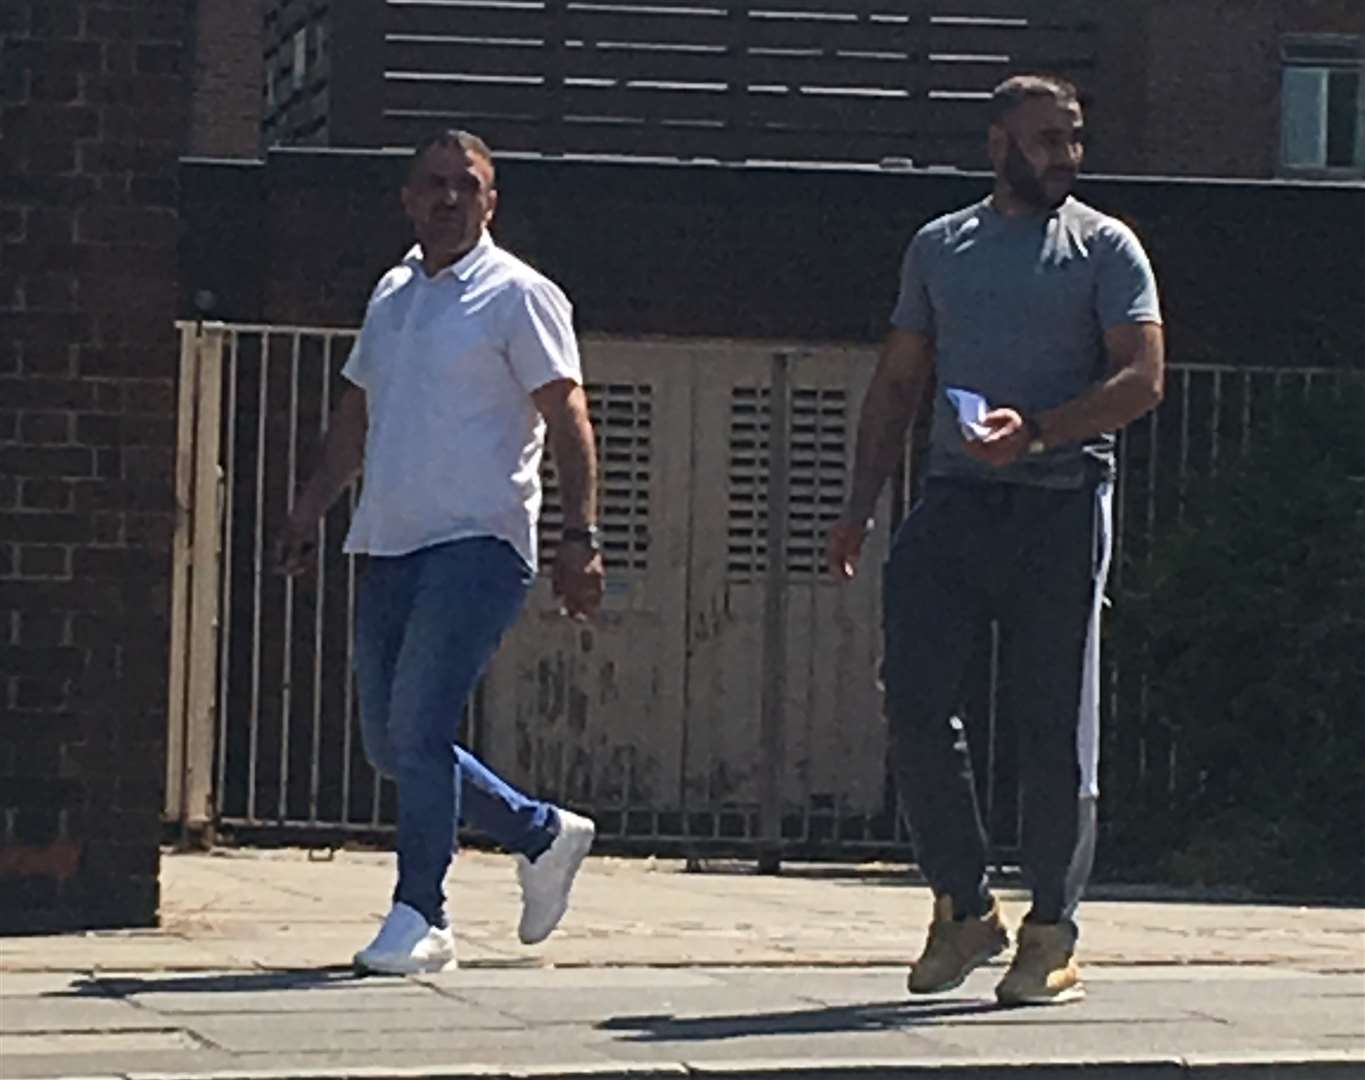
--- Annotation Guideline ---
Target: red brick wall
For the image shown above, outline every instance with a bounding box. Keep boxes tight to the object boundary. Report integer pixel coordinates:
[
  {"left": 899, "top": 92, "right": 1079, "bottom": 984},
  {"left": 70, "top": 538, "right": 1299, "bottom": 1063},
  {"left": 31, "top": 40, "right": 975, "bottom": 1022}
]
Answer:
[
  {"left": 189, "top": 0, "right": 262, "bottom": 158},
  {"left": 1141, "top": 0, "right": 1363, "bottom": 177},
  {"left": 1, "top": 0, "right": 188, "bottom": 932}
]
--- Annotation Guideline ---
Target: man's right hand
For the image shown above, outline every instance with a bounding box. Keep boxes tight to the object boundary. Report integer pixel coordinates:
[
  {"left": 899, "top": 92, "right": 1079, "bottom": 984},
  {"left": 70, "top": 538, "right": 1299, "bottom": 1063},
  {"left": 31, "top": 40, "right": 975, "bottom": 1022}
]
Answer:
[
  {"left": 827, "top": 517, "right": 871, "bottom": 581},
  {"left": 272, "top": 513, "right": 319, "bottom": 577}
]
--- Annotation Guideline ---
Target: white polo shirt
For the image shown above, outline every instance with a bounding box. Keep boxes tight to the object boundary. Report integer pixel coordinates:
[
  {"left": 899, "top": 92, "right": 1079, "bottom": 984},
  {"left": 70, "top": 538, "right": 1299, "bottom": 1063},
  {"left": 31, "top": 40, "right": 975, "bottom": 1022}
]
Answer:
[{"left": 341, "top": 232, "right": 582, "bottom": 568}]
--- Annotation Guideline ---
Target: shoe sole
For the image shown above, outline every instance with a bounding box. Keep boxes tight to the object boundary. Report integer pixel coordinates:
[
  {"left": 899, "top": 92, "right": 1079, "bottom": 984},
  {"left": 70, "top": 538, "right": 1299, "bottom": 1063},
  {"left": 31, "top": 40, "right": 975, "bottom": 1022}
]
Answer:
[
  {"left": 518, "top": 823, "right": 596, "bottom": 945},
  {"left": 996, "top": 984, "right": 1086, "bottom": 1007},
  {"left": 907, "top": 939, "right": 1008, "bottom": 995},
  {"left": 353, "top": 954, "right": 458, "bottom": 976}
]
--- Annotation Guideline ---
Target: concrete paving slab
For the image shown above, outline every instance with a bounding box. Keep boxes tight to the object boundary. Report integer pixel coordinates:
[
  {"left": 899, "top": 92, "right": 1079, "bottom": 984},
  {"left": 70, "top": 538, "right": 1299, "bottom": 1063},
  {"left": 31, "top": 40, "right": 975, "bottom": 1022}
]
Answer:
[
  {"left": 0, "top": 996, "right": 158, "bottom": 1032},
  {"left": 174, "top": 991, "right": 531, "bottom": 1049},
  {"left": 187, "top": 1013, "right": 529, "bottom": 1054},
  {"left": 118, "top": 986, "right": 448, "bottom": 1016},
  {"left": 1, "top": 1031, "right": 199, "bottom": 1055},
  {"left": 0, "top": 975, "right": 100, "bottom": 998},
  {"left": 0, "top": 1048, "right": 231, "bottom": 1080},
  {"left": 416, "top": 969, "right": 722, "bottom": 992},
  {"left": 461, "top": 981, "right": 871, "bottom": 1029}
]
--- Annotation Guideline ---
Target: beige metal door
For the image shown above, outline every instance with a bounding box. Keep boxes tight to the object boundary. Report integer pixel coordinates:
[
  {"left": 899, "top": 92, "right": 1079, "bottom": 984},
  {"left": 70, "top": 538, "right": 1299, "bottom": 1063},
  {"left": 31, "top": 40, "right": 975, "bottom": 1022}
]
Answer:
[
  {"left": 480, "top": 339, "right": 694, "bottom": 834},
  {"left": 480, "top": 339, "right": 888, "bottom": 851},
  {"left": 683, "top": 344, "right": 888, "bottom": 850}
]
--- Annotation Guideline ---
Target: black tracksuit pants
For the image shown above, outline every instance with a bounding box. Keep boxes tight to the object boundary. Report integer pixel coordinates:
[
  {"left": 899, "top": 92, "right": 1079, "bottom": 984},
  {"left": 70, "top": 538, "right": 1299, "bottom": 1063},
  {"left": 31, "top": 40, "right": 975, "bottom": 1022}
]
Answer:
[{"left": 881, "top": 476, "right": 1111, "bottom": 926}]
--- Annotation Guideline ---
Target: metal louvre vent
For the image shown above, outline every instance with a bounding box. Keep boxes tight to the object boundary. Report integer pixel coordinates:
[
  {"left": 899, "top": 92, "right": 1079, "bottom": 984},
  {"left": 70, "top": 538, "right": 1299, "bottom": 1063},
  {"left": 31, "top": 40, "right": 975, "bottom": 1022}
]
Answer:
[
  {"left": 540, "top": 382, "right": 653, "bottom": 572},
  {"left": 728, "top": 386, "right": 848, "bottom": 580}
]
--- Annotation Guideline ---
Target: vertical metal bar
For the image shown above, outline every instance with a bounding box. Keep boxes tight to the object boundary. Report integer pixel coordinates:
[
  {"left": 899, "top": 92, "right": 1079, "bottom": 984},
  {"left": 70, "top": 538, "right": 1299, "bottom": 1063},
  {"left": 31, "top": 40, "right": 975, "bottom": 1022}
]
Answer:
[
  {"left": 309, "top": 335, "right": 331, "bottom": 823},
  {"left": 1112, "top": 428, "right": 1128, "bottom": 593},
  {"left": 279, "top": 332, "right": 302, "bottom": 821},
  {"left": 216, "top": 330, "right": 240, "bottom": 817},
  {"left": 1137, "top": 677, "right": 1149, "bottom": 784},
  {"left": 677, "top": 362, "right": 700, "bottom": 851},
  {"left": 1144, "top": 407, "right": 1158, "bottom": 564},
  {"left": 184, "top": 324, "right": 226, "bottom": 833},
  {"left": 342, "top": 479, "right": 358, "bottom": 826},
  {"left": 1270, "top": 371, "right": 1286, "bottom": 439},
  {"left": 372, "top": 541, "right": 384, "bottom": 832},
  {"left": 248, "top": 332, "right": 270, "bottom": 822},
  {"left": 758, "top": 351, "right": 792, "bottom": 873},
  {"left": 1109, "top": 420, "right": 1130, "bottom": 800},
  {"left": 1241, "top": 371, "right": 1253, "bottom": 455},
  {"left": 1177, "top": 368, "right": 1191, "bottom": 526},
  {"left": 1139, "top": 406, "right": 1159, "bottom": 791},
  {"left": 985, "top": 619, "right": 999, "bottom": 852},
  {"left": 165, "top": 324, "right": 199, "bottom": 823},
  {"left": 1209, "top": 370, "right": 1223, "bottom": 477}
]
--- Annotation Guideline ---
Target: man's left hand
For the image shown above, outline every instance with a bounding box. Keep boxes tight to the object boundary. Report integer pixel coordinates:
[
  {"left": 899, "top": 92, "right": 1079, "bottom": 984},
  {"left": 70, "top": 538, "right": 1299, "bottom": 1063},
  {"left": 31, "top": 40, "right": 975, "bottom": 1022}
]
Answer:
[
  {"left": 962, "top": 407, "right": 1030, "bottom": 467},
  {"left": 553, "top": 540, "right": 605, "bottom": 620}
]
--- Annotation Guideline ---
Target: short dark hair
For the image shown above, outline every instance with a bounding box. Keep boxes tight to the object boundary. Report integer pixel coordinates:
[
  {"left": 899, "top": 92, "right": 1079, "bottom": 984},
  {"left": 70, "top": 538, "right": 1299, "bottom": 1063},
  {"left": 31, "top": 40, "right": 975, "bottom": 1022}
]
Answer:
[
  {"left": 990, "top": 75, "right": 1080, "bottom": 125},
  {"left": 409, "top": 129, "right": 496, "bottom": 185}
]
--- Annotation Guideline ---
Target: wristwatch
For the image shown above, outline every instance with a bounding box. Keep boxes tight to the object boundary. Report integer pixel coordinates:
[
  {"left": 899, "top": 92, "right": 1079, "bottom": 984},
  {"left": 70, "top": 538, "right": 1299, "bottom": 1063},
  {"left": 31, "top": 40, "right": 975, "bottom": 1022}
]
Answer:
[
  {"left": 1022, "top": 415, "right": 1046, "bottom": 456},
  {"left": 561, "top": 525, "right": 602, "bottom": 553}
]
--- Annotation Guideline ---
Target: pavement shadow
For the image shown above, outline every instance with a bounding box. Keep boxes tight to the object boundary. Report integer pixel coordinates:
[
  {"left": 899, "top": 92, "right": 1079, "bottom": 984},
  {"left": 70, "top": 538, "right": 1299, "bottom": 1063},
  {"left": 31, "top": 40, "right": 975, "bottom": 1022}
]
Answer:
[
  {"left": 47, "top": 967, "right": 360, "bottom": 998},
  {"left": 599, "top": 997, "right": 1001, "bottom": 1041}
]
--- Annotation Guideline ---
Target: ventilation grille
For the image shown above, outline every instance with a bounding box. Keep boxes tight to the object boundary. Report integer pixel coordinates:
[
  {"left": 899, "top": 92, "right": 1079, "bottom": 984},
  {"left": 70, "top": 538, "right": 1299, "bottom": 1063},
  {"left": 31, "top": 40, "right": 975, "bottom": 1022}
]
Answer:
[
  {"left": 540, "top": 382, "right": 652, "bottom": 572},
  {"left": 728, "top": 386, "right": 848, "bottom": 580}
]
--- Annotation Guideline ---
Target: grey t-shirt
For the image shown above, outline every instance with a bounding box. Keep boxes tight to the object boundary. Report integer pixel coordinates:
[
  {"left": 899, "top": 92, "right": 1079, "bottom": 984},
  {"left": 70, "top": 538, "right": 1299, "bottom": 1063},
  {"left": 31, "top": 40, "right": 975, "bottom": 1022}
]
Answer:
[{"left": 892, "top": 196, "right": 1162, "bottom": 488}]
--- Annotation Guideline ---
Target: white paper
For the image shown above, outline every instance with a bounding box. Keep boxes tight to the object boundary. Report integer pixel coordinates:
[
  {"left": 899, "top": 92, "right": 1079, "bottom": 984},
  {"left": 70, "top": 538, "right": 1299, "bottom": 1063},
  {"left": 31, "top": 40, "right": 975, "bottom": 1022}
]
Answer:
[{"left": 944, "top": 387, "right": 993, "bottom": 440}]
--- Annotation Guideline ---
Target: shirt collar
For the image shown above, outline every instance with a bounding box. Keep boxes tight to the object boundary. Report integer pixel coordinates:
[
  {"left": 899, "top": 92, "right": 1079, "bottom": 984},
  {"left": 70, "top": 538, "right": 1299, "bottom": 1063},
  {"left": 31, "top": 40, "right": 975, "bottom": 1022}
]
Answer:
[
  {"left": 982, "top": 194, "right": 1073, "bottom": 224},
  {"left": 403, "top": 230, "right": 495, "bottom": 281}
]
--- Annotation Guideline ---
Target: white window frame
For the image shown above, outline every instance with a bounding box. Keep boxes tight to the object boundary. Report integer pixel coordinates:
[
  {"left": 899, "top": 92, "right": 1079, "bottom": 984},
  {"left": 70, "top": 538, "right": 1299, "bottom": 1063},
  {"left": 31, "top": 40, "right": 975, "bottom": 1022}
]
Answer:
[{"left": 1280, "top": 34, "right": 1365, "bottom": 178}]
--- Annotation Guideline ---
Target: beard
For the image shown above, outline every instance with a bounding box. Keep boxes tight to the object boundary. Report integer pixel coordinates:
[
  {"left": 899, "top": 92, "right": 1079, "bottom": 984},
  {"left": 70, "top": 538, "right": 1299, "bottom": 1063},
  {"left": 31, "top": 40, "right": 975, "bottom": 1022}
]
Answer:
[{"left": 1004, "top": 135, "right": 1075, "bottom": 211}]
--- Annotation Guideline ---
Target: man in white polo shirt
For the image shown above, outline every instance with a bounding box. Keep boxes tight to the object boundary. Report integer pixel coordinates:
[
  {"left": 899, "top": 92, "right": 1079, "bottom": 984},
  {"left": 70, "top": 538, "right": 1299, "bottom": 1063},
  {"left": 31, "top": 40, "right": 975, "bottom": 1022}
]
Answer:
[{"left": 275, "top": 130, "right": 602, "bottom": 974}]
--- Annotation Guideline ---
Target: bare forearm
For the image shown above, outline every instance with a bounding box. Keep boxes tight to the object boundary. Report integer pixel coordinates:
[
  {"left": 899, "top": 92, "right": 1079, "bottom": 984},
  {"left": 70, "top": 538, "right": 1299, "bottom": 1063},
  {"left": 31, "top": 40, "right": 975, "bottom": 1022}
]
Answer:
[
  {"left": 1037, "top": 325, "right": 1164, "bottom": 448},
  {"left": 293, "top": 386, "right": 366, "bottom": 523},
  {"left": 1037, "top": 368, "right": 1161, "bottom": 447},
  {"left": 549, "top": 402, "right": 598, "bottom": 529},
  {"left": 846, "top": 367, "right": 927, "bottom": 522}
]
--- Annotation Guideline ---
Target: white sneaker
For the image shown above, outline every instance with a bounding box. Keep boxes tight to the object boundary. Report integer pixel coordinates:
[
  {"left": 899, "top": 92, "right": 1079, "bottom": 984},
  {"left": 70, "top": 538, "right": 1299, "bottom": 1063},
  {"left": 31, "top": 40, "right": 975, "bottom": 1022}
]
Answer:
[
  {"left": 516, "top": 809, "right": 596, "bottom": 944},
  {"left": 353, "top": 902, "right": 457, "bottom": 975}
]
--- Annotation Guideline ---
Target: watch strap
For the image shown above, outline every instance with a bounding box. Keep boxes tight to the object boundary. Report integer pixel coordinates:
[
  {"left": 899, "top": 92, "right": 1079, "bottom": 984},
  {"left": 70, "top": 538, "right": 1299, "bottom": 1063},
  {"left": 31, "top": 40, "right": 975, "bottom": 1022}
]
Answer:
[{"left": 561, "top": 525, "right": 601, "bottom": 549}]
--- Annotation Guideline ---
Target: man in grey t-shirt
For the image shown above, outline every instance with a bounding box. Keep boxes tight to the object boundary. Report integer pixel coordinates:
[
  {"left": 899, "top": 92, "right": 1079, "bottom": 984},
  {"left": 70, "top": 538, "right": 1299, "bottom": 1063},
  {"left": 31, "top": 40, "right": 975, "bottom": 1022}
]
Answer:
[{"left": 828, "top": 76, "right": 1164, "bottom": 1006}]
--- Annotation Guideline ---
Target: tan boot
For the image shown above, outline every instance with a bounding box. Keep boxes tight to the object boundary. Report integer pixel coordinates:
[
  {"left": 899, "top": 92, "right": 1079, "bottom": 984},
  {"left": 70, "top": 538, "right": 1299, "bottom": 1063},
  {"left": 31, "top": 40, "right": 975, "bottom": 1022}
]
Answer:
[
  {"left": 995, "top": 920, "right": 1085, "bottom": 1006},
  {"left": 907, "top": 895, "right": 1010, "bottom": 995}
]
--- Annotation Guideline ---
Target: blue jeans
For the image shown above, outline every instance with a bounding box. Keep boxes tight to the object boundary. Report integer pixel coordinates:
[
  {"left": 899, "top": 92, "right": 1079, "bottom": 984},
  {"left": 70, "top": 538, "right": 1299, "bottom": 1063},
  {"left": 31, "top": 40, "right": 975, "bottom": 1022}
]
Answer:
[{"left": 354, "top": 537, "right": 558, "bottom": 927}]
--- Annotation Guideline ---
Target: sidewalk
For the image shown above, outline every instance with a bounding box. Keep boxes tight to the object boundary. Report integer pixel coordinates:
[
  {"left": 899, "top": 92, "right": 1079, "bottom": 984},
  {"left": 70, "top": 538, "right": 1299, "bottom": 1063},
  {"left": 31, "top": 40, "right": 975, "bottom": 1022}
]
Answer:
[{"left": 2, "top": 848, "right": 1362, "bottom": 1079}]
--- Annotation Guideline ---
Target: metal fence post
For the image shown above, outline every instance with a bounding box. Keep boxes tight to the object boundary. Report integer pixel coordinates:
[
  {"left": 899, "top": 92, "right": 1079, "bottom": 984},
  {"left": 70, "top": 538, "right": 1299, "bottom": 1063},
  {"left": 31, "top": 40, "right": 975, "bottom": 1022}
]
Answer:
[
  {"left": 181, "top": 322, "right": 226, "bottom": 843},
  {"left": 165, "top": 323, "right": 198, "bottom": 823},
  {"left": 758, "top": 350, "right": 793, "bottom": 873}
]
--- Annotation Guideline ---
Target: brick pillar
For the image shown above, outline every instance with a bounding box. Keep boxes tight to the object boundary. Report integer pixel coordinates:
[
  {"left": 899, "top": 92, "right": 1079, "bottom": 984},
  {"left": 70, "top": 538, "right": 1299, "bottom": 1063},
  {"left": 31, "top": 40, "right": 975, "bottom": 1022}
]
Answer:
[
  {"left": 188, "top": 0, "right": 262, "bottom": 158},
  {"left": 1, "top": 0, "right": 189, "bottom": 932}
]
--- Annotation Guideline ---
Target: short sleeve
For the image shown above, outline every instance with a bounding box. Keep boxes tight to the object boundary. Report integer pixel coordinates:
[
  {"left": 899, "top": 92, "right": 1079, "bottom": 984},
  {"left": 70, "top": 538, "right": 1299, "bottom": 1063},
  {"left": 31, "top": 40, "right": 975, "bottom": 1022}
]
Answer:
[
  {"left": 890, "top": 229, "right": 937, "bottom": 337},
  {"left": 340, "top": 317, "right": 375, "bottom": 389},
  {"left": 504, "top": 277, "right": 582, "bottom": 393},
  {"left": 1096, "top": 223, "right": 1162, "bottom": 330},
  {"left": 341, "top": 273, "right": 397, "bottom": 390}
]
